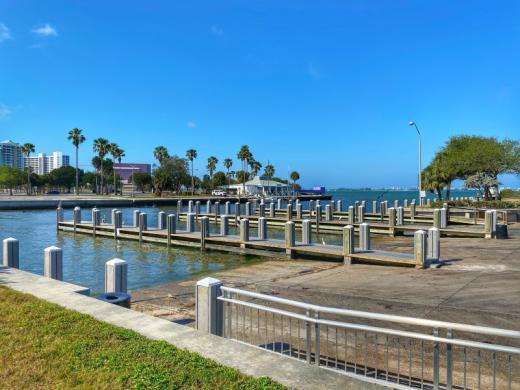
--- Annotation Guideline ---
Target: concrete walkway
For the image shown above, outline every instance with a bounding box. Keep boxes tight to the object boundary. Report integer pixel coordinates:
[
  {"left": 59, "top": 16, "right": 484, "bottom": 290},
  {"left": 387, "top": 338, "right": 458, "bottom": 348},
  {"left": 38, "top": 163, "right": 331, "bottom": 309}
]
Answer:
[{"left": 0, "top": 266, "right": 385, "bottom": 390}]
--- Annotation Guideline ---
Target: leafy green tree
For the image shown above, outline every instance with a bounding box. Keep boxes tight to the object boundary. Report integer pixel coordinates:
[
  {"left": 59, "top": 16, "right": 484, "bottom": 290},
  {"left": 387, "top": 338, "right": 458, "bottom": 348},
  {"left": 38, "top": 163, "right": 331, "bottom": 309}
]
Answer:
[
  {"left": 186, "top": 149, "right": 197, "bottom": 195},
  {"left": 130, "top": 172, "right": 152, "bottom": 193},
  {"left": 237, "top": 145, "right": 252, "bottom": 193},
  {"left": 48, "top": 166, "right": 78, "bottom": 192},
  {"left": 81, "top": 172, "right": 97, "bottom": 191},
  {"left": 153, "top": 146, "right": 170, "bottom": 166},
  {"left": 93, "top": 138, "right": 111, "bottom": 194},
  {"left": 212, "top": 171, "right": 227, "bottom": 188},
  {"left": 153, "top": 156, "right": 190, "bottom": 196},
  {"left": 465, "top": 173, "right": 500, "bottom": 199},
  {"left": 0, "top": 166, "right": 25, "bottom": 195},
  {"left": 21, "top": 143, "right": 35, "bottom": 195},
  {"left": 67, "top": 128, "right": 86, "bottom": 195}
]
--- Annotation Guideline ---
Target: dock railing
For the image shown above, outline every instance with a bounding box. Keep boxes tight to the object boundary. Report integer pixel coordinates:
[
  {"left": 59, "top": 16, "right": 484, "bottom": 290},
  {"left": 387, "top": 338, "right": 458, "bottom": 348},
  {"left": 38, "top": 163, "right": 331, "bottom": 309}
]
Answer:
[{"left": 195, "top": 279, "right": 520, "bottom": 389}]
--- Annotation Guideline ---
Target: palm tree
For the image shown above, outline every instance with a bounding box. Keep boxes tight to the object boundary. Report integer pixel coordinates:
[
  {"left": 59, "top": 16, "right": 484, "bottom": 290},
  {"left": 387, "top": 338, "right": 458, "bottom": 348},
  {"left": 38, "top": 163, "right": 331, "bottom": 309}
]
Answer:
[
  {"left": 21, "top": 143, "right": 35, "bottom": 195},
  {"left": 186, "top": 149, "right": 197, "bottom": 195},
  {"left": 153, "top": 146, "right": 169, "bottom": 166},
  {"left": 290, "top": 171, "right": 300, "bottom": 195},
  {"left": 223, "top": 158, "right": 233, "bottom": 187},
  {"left": 264, "top": 164, "right": 275, "bottom": 196},
  {"left": 250, "top": 159, "right": 262, "bottom": 177},
  {"left": 93, "top": 138, "right": 111, "bottom": 195},
  {"left": 110, "top": 143, "right": 125, "bottom": 195},
  {"left": 67, "top": 128, "right": 86, "bottom": 196},
  {"left": 237, "top": 145, "right": 252, "bottom": 194},
  {"left": 92, "top": 157, "right": 101, "bottom": 193},
  {"left": 207, "top": 156, "right": 218, "bottom": 181}
]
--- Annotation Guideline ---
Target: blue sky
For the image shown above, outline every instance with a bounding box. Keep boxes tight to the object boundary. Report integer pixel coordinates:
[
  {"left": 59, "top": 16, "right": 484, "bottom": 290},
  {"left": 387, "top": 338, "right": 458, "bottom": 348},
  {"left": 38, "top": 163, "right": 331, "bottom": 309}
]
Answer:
[{"left": 1, "top": 0, "right": 519, "bottom": 188}]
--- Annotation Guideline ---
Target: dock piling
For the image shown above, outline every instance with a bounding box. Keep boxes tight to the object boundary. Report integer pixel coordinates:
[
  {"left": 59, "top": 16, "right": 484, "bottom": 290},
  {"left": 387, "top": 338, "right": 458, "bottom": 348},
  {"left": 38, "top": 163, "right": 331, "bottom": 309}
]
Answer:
[
  {"left": 158, "top": 211, "right": 167, "bottom": 229},
  {"left": 167, "top": 214, "right": 176, "bottom": 246},
  {"left": 44, "top": 246, "right": 63, "bottom": 280},
  {"left": 428, "top": 227, "right": 440, "bottom": 261},
  {"left": 302, "top": 219, "right": 312, "bottom": 245},
  {"left": 3, "top": 237, "right": 19, "bottom": 268},
  {"left": 258, "top": 217, "right": 267, "bottom": 240},
  {"left": 285, "top": 221, "right": 296, "bottom": 256},
  {"left": 342, "top": 225, "right": 355, "bottom": 265},
  {"left": 359, "top": 223, "right": 371, "bottom": 250},
  {"left": 105, "top": 258, "right": 128, "bottom": 293},
  {"left": 414, "top": 230, "right": 427, "bottom": 268}
]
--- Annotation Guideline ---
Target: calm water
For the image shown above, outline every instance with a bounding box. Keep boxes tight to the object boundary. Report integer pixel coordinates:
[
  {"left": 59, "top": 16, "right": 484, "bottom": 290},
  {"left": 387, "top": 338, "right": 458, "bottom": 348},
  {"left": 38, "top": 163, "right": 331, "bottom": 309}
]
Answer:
[
  {"left": 326, "top": 189, "right": 476, "bottom": 204},
  {"left": 0, "top": 189, "right": 475, "bottom": 295}
]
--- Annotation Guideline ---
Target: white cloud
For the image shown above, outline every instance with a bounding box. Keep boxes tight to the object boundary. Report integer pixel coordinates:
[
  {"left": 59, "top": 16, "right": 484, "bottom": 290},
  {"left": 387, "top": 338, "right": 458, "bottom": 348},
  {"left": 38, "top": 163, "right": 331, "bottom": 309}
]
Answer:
[
  {"left": 307, "top": 63, "right": 320, "bottom": 79},
  {"left": 0, "top": 23, "right": 12, "bottom": 42},
  {"left": 31, "top": 23, "right": 58, "bottom": 37},
  {"left": 187, "top": 121, "right": 197, "bottom": 128},
  {"left": 0, "top": 104, "right": 12, "bottom": 119},
  {"left": 211, "top": 25, "right": 224, "bottom": 37}
]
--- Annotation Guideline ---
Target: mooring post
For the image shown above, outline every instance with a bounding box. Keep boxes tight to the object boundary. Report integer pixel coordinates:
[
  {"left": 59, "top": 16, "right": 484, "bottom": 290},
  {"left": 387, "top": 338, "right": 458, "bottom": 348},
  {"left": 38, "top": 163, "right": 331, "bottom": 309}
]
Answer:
[
  {"left": 188, "top": 200, "right": 194, "bottom": 213},
  {"left": 234, "top": 202, "right": 241, "bottom": 222},
  {"left": 394, "top": 199, "right": 399, "bottom": 209},
  {"left": 259, "top": 203, "right": 265, "bottom": 218},
  {"left": 258, "top": 217, "right": 267, "bottom": 240},
  {"left": 277, "top": 198, "right": 282, "bottom": 210},
  {"left": 410, "top": 203, "right": 416, "bottom": 221},
  {"left": 484, "top": 210, "right": 496, "bottom": 239},
  {"left": 105, "top": 258, "right": 128, "bottom": 293},
  {"left": 285, "top": 221, "right": 296, "bottom": 257},
  {"left": 177, "top": 200, "right": 183, "bottom": 216},
  {"left": 56, "top": 207, "right": 64, "bottom": 230},
  {"left": 269, "top": 202, "right": 275, "bottom": 217},
  {"left": 404, "top": 199, "right": 409, "bottom": 208},
  {"left": 359, "top": 223, "right": 370, "bottom": 250},
  {"left": 396, "top": 207, "right": 404, "bottom": 226},
  {"left": 308, "top": 200, "right": 315, "bottom": 214},
  {"left": 186, "top": 212, "right": 195, "bottom": 233},
  {"left": 92, "top": 208, "right": 100, "bottom": 237},
  {"left": 195, "top": 277, "right": 223, "bottom": 336},
  {"left": 325, "top": 204, "right": 332, "bottom": 221},
  {"left": 133, "top": 209, "right": 141, "bottom": 227},
  {"left": 443, "top": 203, "right": 450, "bottom": 225},
  {"left": 44, "top": 246, "right": 63, "bottom": 280},
  {"left": 200, "top": 216, "right": 209, "bottom": 249},
  {"left": 139, "top": 213, "right": 147, "bottom": 241},
  {"left": 224, "top": 201, "right": 230, "bottom": 215},
  {"left": 114, "top": 211, "right": 123, "bottom": 239},
  {"left": 372, "top": 201, "right": 378, "bottom": 214},
  {"left": 245, "top": 201, "right": 251, "bottom": 217},
  {"left": 388, "top": 207, "right": 396, "bottom": 236},
  {"left": 348, "top": 205, "right": 355, "bottom": 224},
  {"left": 302, "top": 219, "right": 312, "bottom": 245},
  {"left": 357, "top": 205, "right": 365, "bottom": 223},
  {"left": 336, "top": 200, "right": 343, "bottom": 212},
  {"left": 206, "top": 200, "right": 211, "bottom": 215},
  {"left": 220, "top": 215, "right": 229, "bottom": 236},
  {"left": 287, "top": 203, "right": 293, "bottom": 221},
  {"left": 440, "top": 208, "right": 447, "bottom": 229},
  {"left": 296, "top": 203, "right": 302, "bottom": 219},
  {"left": 379, "top": 201, "right": 385, "bottom": 222},
  {"left": 414, "top": 230, "right": 427, "bottom": 268},
  {"left": 3, "top": 237, "right": 19, "bottom": 268},
  {"left": 239, "top": 218, "right": 249, "bottom": 248},
  {"left": 158, "top": 211, "right": 167, "bottom": 229},
  {"left": 195, "top": 201, "right": 201, "bottom": 217},
  {"left": 167, "top": 214, "right": 176, "bottom": 246},
  {"left": 342, "top": 225, "right": 355, "bottom": 265},
  {"left": 427, "top": 227, "right": 440, "bottom": 261},
  {"left": 73, "top": 206, "right": 81, "bottom": 232}
]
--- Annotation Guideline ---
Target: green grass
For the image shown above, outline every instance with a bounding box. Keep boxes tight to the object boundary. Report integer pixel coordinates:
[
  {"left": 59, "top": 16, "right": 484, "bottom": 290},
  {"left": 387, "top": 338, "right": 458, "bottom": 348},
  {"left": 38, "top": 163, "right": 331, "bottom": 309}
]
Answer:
[{"left": 0, "top": 286, "right": 285, "bottom": 389}]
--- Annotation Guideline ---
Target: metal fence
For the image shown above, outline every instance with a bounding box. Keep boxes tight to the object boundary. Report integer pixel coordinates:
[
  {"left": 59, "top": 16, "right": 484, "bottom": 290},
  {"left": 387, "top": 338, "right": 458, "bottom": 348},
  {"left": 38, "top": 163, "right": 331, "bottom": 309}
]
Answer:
[{"left": 217, "top": 286, "right": 520, "bottom": 389}]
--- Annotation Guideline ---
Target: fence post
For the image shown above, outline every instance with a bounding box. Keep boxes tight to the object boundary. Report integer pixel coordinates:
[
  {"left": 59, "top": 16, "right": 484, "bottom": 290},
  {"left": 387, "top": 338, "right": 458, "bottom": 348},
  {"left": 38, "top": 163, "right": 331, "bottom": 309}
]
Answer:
[
  {"left": 410, "top": 203, "right": 416, "bottom": 221},
  {"left": 177, "top": 200, "right": 183, "bottom": 216},
  {"left": 277, "top": 198, "right": 282, "bottom": 210},
  {"left": 314, "top": 311, "right": 320, "bottom": 366},
  {"left": 308, "top": 200, "right": 315, "bottom": 214},
  {"left": 343, "top": 225, "right": 355, "bottom": 265},
  {"left": 414, "top": 230, "right": 427, "bottom": 268},
  {"left": 44, "top": 246, "right": 63, "bottom": 280},
  {"left": 433, "top": 327, "right": 440, "bottom": 390},
  {"left": 302, "top": 219, "right": 312, "bottom": 245},
  {"left": 315, "top": 205, "right": 321, "bottom": 233},
  {"left": 105, "top": 258, "right": 128, "bottom": 293},
  {"left": 446, "top": 328, "right": 453, "bottom": 390},
  {"left": 245, "top": 201, "right": 251, "bottom": 217},
  {"left": 306, "top": 309, "right": 312, "bottom": 364},
  {"left": 195, "top": 201, "right": 201, "bottom": 217},
  {"left": 259, "top": 203, "right": 266, "bottom": 218},
  {"left": 167, "top": 214, "right": 176, "bottom": 246},
  {"left": 3, "top": 237, "right": 19, "bottom": 268},
  {"left": 206, "top": 200, "right": 211, "bottom": 214},
  {"left": 188, "top": 200, "right": 194, "bottom": 213},
  {"left": 92, "top": 208, "right": 100, "bottom": 236},
  {"left": 285, "top": 221, "right": 295, "bottom": 257},
  {"left": 196, "top": 277, "right": 223, "bottom": 336}
]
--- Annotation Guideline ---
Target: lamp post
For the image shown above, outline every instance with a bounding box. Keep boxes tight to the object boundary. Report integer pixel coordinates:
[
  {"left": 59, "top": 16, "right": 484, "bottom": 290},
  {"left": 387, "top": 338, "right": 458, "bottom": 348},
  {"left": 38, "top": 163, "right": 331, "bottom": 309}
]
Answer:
[{"left": 408, "top": 121, "right": 422, "bottom": 203}]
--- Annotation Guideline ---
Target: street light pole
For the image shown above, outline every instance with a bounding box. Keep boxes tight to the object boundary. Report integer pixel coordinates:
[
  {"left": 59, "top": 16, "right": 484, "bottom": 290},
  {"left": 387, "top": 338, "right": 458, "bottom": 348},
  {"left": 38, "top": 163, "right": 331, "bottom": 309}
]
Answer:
[{"left": 408, "top": 121, "right": 422, "bottom": 202}]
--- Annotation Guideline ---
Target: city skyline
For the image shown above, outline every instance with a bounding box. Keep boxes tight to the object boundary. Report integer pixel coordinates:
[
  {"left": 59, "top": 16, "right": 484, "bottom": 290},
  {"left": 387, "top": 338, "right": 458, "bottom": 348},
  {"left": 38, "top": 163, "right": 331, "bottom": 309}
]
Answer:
[{"left": 1, "top": 1, "right": 519, "bottom": 188}]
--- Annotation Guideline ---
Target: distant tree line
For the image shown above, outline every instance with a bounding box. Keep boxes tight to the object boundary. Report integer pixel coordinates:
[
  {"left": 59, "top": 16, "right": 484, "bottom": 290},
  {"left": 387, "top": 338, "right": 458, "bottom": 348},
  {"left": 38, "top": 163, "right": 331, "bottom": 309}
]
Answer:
[{"left": 422, "top": 135, "right": 520, "bottom": 200}]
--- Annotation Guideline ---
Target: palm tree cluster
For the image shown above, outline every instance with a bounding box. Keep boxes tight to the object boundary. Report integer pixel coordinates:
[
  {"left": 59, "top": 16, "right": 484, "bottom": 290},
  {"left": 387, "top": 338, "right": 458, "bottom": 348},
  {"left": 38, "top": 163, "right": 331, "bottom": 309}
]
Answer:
[{"left": 92, "top": 138, "right": 125, "bottom": 195}]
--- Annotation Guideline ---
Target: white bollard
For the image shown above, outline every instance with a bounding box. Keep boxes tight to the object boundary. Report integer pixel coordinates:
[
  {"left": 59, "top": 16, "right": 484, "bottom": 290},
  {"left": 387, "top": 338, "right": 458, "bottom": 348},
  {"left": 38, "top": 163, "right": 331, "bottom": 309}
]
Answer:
[
  {"left": 372, "top": 201, "right": 378, "bottom": 214},
  {"left": 357, "top": 205, "right": 365, "bottom": 223},
  {"left": 440, "top": 208, "right": 447, "bottom": 228},
  {"left": 285, "top": 221, "right": 295, "bottom": 255},
  {"left": 325, "top": 204, "right": 332, "bottom": 221},
  {"left": 245, "top": 201, "right": 251, "bottom": 217},
  {"left": 73, "top": 206, "right": 81, "bottom": 225},
  {"left": 177, "top": 200, "right": 183, "bottom": 215},
  {"left": 56, "top": 207, "right": 64, "bottom": 225},
  {"left": 433, "top": 208, "right": 442, "bottom": 229},
  {"left": 359, "top": 223, "right": 370, "bottom": 250},
  {"left": 133, "top": 209, "right": 141, "bottom": 227},
  {"left": 225, "top": 201, "right": 230, "bottom": 215},
  {"left": 277, "top": 198, "right": 282, "bottom": 210},
  {"left": 186, "top": 213, "right": 195, "bottom": 232},
  {"left": 302, "top": 219, "right": 312, "bottom": 245},
  {"left": 195, "top": 201, "right": 201, "bottom": 216},
  {"left": 414, "top": 230, "right": 427, "bottom": 268},
  {"left": 114, "top": 211, "right": 123, "bottom": 239},
  {"left": 484, "top": 210, "right": 497, "bottom": 239},
  {"left": 240, "top": 218, "right": 249, "bottom": 243},
  {"left": 196, "top": 277, "right": 223, "bottom": 336},
  {"left": 343, "top": 225, "right": 355, "bottom": 265},
  {"left": 44, "top": 246, "right": 63, "bottom": 280},
  {"left": 167, "top": 214, "right": 176, "bottom": 246},
  {"left": 188, "top": 200, "right": 194, "bottom": 213},
  {"left": 220, "top": 215, "right": 229, "bottom": 236},
  {"left": 105, "top": 258, "right": 128, "bottom": 293},
  {"left": 206, "top": 200, "right": 211, "bottom": 214},
  {"left": 348, "top": 205, "right": 355, "bottom": 224},
  {"left": 336, "top": 200, "right": 343, "bottom": 212},
  {"left": 269, "top": 202, "right": 275, "bottom": 217},
  {"left": 397, "top": 207, "right": 404, "bottom": 226},
  {"left": 3, "top": 237, "right": 19, "bottom": 268},
  {"left": 296, "top": 203, "right": 302, "bottom": 219},
  {"left": 427, "top": 227, "right": 440, "bottom": 261}
]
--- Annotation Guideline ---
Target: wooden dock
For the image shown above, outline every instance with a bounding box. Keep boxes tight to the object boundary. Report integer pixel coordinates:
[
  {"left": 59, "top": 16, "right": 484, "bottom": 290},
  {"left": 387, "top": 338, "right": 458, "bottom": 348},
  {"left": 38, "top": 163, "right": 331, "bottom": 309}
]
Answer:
[{"left": 58, "top": 221, "right": 430, "bottom": 267}]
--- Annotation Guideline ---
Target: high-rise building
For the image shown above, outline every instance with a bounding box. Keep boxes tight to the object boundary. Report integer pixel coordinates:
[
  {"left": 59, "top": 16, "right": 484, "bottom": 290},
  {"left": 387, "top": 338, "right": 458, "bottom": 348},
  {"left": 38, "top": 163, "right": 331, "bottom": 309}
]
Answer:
[
  {"left": 0, "top": 140, "right": 23, "bottom": 169},
  {"left": 24, "top": 151, "right": 70, "bottom": 174}
]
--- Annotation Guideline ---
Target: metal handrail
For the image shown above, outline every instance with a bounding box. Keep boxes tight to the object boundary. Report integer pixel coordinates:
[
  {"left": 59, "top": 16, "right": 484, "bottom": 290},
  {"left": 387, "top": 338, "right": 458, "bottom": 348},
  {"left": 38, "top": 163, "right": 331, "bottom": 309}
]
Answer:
[
  {"left": 220, "top": 286, "right": 520, "bottom": 339},
  {"left": 218, "top": 296, "right": 520, "bottom": 355}
]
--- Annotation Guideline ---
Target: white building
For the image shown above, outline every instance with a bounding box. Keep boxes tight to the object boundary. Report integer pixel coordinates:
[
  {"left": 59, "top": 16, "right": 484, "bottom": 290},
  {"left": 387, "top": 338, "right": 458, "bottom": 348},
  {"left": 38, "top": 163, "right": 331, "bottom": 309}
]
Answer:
[
  {"left": 24, "top": 152, "right": 70, "bottom": 175},
  {"left": 0, "top": 140, "right": 23, "bottom": 169},
  {"left": 226, "top": 176, "right": 291, "bottom": 196}
]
